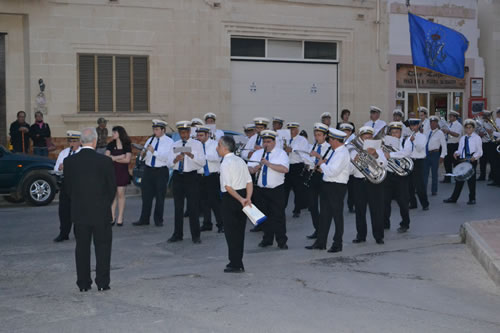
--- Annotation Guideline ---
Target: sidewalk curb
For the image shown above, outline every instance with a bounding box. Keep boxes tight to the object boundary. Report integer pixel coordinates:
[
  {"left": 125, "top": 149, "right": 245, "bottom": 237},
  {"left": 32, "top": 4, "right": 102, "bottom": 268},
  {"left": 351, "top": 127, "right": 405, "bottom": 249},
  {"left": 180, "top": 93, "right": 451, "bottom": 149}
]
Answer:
[{"left": 460, "top": 220, "right": 500, "bottom": 287}]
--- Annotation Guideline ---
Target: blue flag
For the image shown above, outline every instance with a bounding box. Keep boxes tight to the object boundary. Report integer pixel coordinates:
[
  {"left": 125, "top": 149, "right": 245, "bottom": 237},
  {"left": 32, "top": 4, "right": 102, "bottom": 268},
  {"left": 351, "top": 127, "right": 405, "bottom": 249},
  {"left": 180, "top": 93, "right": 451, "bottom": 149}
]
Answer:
[{"left": 408, "top": 13, "right": 469, "bottom": 78}]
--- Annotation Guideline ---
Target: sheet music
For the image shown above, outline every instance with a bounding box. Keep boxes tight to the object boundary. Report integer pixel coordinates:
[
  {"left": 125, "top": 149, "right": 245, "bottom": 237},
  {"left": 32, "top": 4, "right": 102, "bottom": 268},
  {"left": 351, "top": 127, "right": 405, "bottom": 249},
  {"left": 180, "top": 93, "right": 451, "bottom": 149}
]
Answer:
[
  {"left": 173, "top": 146, "right": 192, "bottom": 154},
  {"left": 363, "top": 139, "right": 382, "bottom": 150},
  {"left": 383, "top": 136, "right": 400, "bottom": 150},
  {"left": 242, "top": 205, "right": 267, "bottom": 226}
]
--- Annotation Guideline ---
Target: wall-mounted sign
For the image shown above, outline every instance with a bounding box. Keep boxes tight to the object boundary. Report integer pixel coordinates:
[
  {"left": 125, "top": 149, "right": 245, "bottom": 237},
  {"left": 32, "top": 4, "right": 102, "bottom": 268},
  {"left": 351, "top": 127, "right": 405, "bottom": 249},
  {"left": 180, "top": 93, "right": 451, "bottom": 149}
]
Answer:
[
  {"left": 396, "top": 64, "right": 466, "bottom": 89},
  {"left": 470, "top": 78, "right": 483, "bottom": 97}
]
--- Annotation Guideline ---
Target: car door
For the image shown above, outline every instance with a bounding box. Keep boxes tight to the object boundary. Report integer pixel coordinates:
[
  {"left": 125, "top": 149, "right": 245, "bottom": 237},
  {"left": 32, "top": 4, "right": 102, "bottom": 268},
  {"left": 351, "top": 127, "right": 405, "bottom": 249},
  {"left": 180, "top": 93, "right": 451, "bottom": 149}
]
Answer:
[{"left": 0, "top": 146, "right": 23, "bottom": 192}]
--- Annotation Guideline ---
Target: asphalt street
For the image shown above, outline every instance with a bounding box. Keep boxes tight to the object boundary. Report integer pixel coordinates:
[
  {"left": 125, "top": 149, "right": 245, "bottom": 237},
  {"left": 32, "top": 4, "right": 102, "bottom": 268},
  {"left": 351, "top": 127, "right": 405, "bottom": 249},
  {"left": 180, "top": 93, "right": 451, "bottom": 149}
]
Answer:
[{"left": 1, "top": 179, "right": 499, "bottom": 332}]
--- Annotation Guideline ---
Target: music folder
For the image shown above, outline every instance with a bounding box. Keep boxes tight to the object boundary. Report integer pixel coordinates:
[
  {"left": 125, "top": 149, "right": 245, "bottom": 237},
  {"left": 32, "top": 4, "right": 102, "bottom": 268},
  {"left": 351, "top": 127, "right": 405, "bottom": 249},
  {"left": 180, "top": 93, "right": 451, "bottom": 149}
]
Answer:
[
  {"left": 173, "top": 146, "right": 192, "bottom": 154},
  {"left": 242, "top": 205, "right": 267, "bottom": 226}
]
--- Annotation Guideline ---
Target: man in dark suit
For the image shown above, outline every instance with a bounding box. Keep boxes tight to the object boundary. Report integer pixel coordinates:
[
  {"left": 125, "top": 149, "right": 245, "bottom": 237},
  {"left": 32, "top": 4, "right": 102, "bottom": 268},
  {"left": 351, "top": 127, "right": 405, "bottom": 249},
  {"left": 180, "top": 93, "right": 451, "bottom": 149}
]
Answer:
[{"left": 63, "top": 127, "right": 116, "bottom": 292}]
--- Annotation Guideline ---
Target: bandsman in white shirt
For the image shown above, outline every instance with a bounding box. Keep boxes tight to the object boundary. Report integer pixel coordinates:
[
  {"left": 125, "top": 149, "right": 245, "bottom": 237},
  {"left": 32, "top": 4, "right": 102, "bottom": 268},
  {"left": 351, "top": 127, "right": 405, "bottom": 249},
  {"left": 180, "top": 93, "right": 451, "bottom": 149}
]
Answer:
[
  {"left": 243, "top": 124, "right": 256, "bottom": 138},
  {"left": 248, "top": 130, "right": 290, "bottom": 250},
  {"left": 393, "top": 109, "right": 412, "bottom": 138},
  {"left": 339, "top": 123, "right": 356, "bottom": 213},
  {"left": 350, "top": 126, "right": 387, "bottom": 245},
  {"left": 423, "top": 116, "right": 447, "bottom": 196},
  {"left": 283, "top": 122, "right": 310, "bottom": 218},
  {"left": 304, "top": 123, "right": 333, "bottom": 240},
  {"left": 407, "top": 118, "right": 429, "bottom": 211},
  {"left": 491, "top": 108, "right": 500, "bottom": 186},
  {"left": 167, "top": 121, "right": 205, "bottom": 244},
  {"left": 272, "top": 117, "right": 284, "bottom": 131},
  {"left": 321, "top": 112, "right": 332, "bottom": 127},
  {"left": 382, "top": 122, "right": 412, "bottom": 233},
  {"left": 204, "top": 112, "right": 225, "bottom": 141},
  {"left": 217, "top": 136, "right": 253, "bottom": 273},
  {"left": 53, "top": 130, "right": 82, "bottom": 243},
  {"left": 134, "top": 120, "right": 174, "bottom": 227},
  {"left": 441, "top": 110, "right": 463, "bottom": 183},
  {"left": 363, "top": 106, "right": 387, "bottom": 137},
  {"left": 196, "top": 126, "right": 224, "bottom": 233},
  {"left": 444, "top": 119, "right": 483, "bottom": 205},
  {"left": 305, "top": 129, "right": 350, "bottom": 253},
  {"left": 190, "top": 118, "right": 204, "bottom": 139},
  {"left": 241, "top": 117, "right": 269, "bottom": 160},
  {"left": 418, "top": 106, "right": 431, "bottom": 135},
  {"left": 477, "top": 110, "right": 495, "bottom": 181}
]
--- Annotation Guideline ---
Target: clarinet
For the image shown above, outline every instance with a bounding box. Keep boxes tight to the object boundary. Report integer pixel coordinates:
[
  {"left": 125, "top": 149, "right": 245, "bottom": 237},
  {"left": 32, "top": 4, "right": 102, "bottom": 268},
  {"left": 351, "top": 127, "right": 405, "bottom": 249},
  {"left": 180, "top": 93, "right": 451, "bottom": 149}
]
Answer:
[
  {"left": 303, "top": 146, "right": 332, "bottom": 188},
  {"left": 140, "top": 134, "right": 156, "bottom": 162},
  {"left": 300, "top": 142, "right": 317, "bottom": 178},
  {"left": 253, "top": 147, "right": 267, "bottom": 185}
]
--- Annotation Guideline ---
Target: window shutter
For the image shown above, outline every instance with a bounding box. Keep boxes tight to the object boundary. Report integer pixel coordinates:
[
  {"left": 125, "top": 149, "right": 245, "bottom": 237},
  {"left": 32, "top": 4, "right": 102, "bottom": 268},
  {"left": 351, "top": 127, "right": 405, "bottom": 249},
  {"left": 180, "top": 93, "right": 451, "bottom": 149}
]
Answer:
[
  {"left": 133, "top": 57, "right": 148, "bottom": 112},
  {"left": 115, "top": 56, "right": 131, "bottom": 112},
  {"left": 79, "top": 55, "right": 95, "bottom": 112},
  {"left": 97, "top": 56, "right": 113, "bottom": 112}
]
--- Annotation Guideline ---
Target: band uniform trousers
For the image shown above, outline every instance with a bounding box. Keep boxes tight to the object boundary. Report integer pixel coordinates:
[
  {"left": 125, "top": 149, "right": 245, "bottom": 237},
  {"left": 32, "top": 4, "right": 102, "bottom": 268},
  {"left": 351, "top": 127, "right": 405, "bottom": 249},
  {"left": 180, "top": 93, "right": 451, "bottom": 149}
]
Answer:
[
  {"left": 479, "top": 142, "right": 494, "bottom": 179},
  {"left": 444, "top": 143, "right": 458, "bottom": 182},
  {"left": 307, "top": 172, "right": 322, "bottom": 233},
  {"left": 222, "top": 190, "right": 247, "bottom": 269},
  {"left": 347, "top": 175, "right": 355, "bottom": 211},
  {"left": 352, "top": 177, "right": 384, "bottom": 241},
  {"left": 58, "top": 185, "right": 72, "bottom": 237},
  {"left": 284, "top": 163, "right": 306, "bottom": 213},
  {"left": 74, "top": 223, "right": 112, "bottom": 289},
  {"left": 424, "top": 151, "right": 440, "bottom": 194},
  {"left": 491, "top": 149, "right": 500, "bottom": 185},
  {"left": 316, "top": 181, "right": 347, "bottom": 247},
  {"left": 139, "top": 166, "right": 169, "bottom": 225},
  {"left": 200, "top": 173, "right": 223, "bottom": 228},
  {"left": 383, "top": 173, "right": 410, "bottom": 229},
  {"left": 172, "top": 171, "right": 201, "bottom": 240},
  {"left": 450, "top": 160, "right": 478, "bottom": 201},
  {"left": 254, "top": 185, "right": 288, "bottom": 246},
  {"left": 409, "top": 158, "right": 429, "bottom": 208}
]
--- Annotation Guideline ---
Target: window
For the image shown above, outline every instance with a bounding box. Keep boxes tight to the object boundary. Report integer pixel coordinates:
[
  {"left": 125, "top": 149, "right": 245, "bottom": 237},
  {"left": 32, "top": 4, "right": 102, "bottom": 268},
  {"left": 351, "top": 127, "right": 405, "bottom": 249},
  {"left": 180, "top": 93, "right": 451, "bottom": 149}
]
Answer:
[
  {"left": 231, "top": 38, "right": 265, "bottom": 57},
  {"left": 78, "top": 54, "right": 149, "bottom": 112},
  {"left": 304, "top": 41, "right": 337, "bottom": 60}
]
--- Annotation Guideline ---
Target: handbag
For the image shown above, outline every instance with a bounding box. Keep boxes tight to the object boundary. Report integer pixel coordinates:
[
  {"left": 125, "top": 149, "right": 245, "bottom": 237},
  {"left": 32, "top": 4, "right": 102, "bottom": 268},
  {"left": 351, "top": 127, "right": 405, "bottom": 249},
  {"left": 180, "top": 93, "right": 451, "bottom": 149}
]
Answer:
[{"left": 132, "top": 154, "right": 146, "bottom": 186}]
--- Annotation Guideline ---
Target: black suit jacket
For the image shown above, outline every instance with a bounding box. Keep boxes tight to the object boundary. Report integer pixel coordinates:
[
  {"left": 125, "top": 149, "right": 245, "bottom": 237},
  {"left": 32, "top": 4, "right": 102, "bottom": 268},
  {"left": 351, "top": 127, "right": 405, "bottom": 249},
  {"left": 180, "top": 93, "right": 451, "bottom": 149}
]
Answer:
[{"left": 63, "top": 148, "right": 116, "bottom": 225}]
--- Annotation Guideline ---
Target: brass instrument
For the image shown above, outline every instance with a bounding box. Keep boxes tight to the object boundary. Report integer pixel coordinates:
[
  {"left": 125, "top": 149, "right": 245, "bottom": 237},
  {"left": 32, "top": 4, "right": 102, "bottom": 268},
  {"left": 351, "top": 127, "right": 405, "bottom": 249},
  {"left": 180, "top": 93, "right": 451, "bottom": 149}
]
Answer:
[
  {"left": 482, "top": 113, "right": 500, "bottom": 153},
  {"left": 347, "top": 136, "right": 387, "bottom": 184},
  {"left": 474, "top": 116, "right": 493, "bottom": 142},
  {"left": 374, "top": 126, "right": 414, "bottom": 176}
]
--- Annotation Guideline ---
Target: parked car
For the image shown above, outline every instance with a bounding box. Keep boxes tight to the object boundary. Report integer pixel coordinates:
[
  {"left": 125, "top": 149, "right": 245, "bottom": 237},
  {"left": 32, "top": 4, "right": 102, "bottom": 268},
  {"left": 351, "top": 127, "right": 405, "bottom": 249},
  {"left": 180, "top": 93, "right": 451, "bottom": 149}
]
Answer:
[{"left": 0, "top": 145, "right": 57, "bottom": 206}]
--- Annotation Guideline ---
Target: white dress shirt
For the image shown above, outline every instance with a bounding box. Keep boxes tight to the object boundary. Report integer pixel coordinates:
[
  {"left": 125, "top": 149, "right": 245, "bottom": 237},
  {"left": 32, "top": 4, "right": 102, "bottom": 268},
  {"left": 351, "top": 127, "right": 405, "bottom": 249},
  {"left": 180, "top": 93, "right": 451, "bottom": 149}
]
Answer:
[
  {"left": 241, "top": 133, "right": 261, "bottom": 160},
  {"left": 345, "top": 133, "right": 355, "bottom": 144},
  {"left": 446, "top": 120, "right": 463, "bottom": 144},
  {"left": 496, "top": 117, "right": 500, "bottom": 129},
  {"left": 144, "top": 135, "right": 174, "bottom": 168},
  {"left": 286, "top": 134, "right": 310, "bottom": 164},
  {"left": 214, "top": 129, "right": 224, "bottom": 141},
  {"left": 168, "top": 138, "right": 205, "bottom": 172},
  {"left": 455, "top": 132, "right": 483, "bottom": 160},
  {"left": 320, "top": 144, "right": 350, "bottom": 184},
  {"left": 304, "top": 141, "right": 331, "bottom": 168},
  {"left": 363, "top": 119, "right": 387, "bottom": 137},
  {"left": 197, "top": 139, "right": 221, "bottom": 174},
  {"left": 220, "top": 153, "right": 252, "bottom": 192},
  {"left": 407, "top": 132, "right": 426, "bottom": 159},
  {"left": 426, "top": 129, "right": 447, "bottom": 158},
  {"left": 402, "top": 123, "right": 412, "bottom": 138},
  {"left": 422, "top": 118, "right": 431, "bottom": 135},
  {"left": 54, "top": 147, "right": 81, "bottom": 171},
  {"left": 349, "top": 147, "right": 387, "bottom": 179},
  {"left": 388, "top": 136, "right": 412, "bottom": 161},
  {"left": 248, "top": 147, "right": 289, "bottom": 189}
]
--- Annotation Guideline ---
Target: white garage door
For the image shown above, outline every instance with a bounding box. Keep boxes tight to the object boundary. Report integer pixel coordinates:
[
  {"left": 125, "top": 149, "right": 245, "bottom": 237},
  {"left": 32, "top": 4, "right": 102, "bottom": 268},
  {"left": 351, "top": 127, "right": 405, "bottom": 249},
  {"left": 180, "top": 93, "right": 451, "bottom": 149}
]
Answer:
[{"left": 231, "top": 61, "right": 338, "bottom": 135}]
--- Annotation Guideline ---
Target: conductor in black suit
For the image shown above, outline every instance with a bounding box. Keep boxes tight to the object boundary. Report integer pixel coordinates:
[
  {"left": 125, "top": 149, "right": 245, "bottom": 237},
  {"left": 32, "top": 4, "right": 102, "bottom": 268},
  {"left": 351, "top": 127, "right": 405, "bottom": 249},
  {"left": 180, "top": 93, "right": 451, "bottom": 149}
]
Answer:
[{"left": 63, "top": 127, "right": 117, "bottom": 292}]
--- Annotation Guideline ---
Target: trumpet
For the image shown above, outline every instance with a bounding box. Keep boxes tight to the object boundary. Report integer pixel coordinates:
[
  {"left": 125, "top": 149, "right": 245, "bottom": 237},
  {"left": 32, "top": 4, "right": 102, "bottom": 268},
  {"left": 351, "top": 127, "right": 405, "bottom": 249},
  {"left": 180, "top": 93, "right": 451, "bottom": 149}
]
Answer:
[{"left": 348, "top": 136, "right": 387, "bottom": 184}]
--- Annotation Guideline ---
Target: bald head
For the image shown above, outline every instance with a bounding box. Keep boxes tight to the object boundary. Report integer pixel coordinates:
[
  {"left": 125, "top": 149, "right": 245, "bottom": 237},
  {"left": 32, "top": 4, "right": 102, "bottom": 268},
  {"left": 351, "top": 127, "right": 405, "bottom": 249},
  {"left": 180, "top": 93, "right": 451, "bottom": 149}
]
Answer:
[{"left": 80, "top": 127, "right": 98, "bottom": 148}]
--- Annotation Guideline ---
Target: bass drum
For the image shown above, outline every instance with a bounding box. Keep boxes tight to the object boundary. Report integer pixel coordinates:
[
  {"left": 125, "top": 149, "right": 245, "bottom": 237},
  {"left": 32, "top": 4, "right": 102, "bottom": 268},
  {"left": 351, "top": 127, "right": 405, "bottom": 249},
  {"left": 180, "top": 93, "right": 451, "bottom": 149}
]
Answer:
[
  {"left": 453, "top": 162, "right": 474, "bottom": 182},
  {"left": 132, "top": 155, "right": 145, "bottom": 187}
]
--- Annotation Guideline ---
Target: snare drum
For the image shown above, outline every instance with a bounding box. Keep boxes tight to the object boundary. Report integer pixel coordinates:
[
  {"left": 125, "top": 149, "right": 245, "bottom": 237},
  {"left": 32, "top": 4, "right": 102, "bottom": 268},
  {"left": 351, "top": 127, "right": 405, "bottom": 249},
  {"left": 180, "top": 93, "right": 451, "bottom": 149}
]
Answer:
[{"left": 453, "top": 162, "right": 474, "bottom": 182}]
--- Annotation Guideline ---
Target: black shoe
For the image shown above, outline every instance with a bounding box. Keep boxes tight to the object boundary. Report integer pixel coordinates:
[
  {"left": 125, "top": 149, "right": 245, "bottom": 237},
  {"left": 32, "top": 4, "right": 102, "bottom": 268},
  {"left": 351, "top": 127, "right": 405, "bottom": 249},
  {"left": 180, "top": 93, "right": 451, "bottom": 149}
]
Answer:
[
  {"left": 167, "top": 235, "right": 183, "bottom": 243},
  {"left": 422, "top": 206, "right": 429, "bottom": 211},
  {"left": 278, "top": 243, "right": 288, "bottom": 250},
  {"left": 184, "top": 210, "right": 189, "bottom": 217},
  {"left": 443, "top": 198, "right": 456, "bottom": 203},
  {"left": 224, "top": 267, "right": 245, "bottom": 273},
  {"left": 384, "top": 225, "right": 390, "bottom": 230},
  {"left": 250, "top": 226, "right": 262, "bottom": 232},
  {"left": 487, "top": 182, "right": 499, "bottom": 187},
  {"left": 477, "top": 176, "right": 486, "bottom": 181},
  {"left": 348, "top": 207, "right": 355, "bottom": 213},
  {"left": 327, "top": 244, "right": 343, "bottom": 253},
  {"left": 441, "top": 179, "right": 451, "bottom": 183},
  {"left": 217, "top": 227, "right": 224, "bottom": 233},
  {"left": 409, "top": 204, "right": 417, "bottom": 210},
  {"left": 155, "top": 223, "right": 163, "bottom": 227},
  {"left": 200, "top": 225, "right": 213, "bottom": 232},
  {"left": 53, "top": 235, "right": 69, "bottom": 242},
  {"left": 292, "top": 212, "right": 300, "bottom": 218},
  {"left": 352, "top": 238, "right": 366, "bottom": 244},
  {"left": 98, "top": 286, "right": 110, "bottom": 292},
  {"left": 110, "top": 220, "right": 116, "bottom": 226},
  {"left": 431, "top": 192, "right": 437, "bottom": 196},
  {"left": 192, "top": 238, "right": 202, "bottom": 244},
  {"left": 376, "top": 239, "right": 385, "bottom": 244},
  {"left": 258, "top": 241, "right": 272, "bottom": 248},
  {"left": 117, "top": 223, "right": 124, "bottom": 227},
  {"left": 306, "top": 231, "right": 318, "bottom": 239},
  {"left": 467, "top": 200, "right": 476, "bottom": 205},
  {"left": 79, "top": 287, "right": 91, "bottom": 292},
  {"left": 397, "top": 226, "right": 409, "bottom": 233},
  {"left": 132, "top": 221, "right": 149, "bottom": 226},
  {"left": 305, "top": 243, "right": 326, "bottom": 250}
]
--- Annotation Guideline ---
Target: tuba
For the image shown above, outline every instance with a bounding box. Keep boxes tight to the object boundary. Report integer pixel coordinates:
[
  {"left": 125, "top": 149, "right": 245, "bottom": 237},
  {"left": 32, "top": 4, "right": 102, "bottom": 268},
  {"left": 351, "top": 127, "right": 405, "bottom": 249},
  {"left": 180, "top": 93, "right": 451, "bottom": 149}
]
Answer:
[
  {"left": 482, "top": 113, "right": 500, "bottom": 153},
  {"left": 348, "top": 136, "right": 387, "bottom": 184},
  {"left": 377, "top": 128, "right": 414, "bottom": 176}
]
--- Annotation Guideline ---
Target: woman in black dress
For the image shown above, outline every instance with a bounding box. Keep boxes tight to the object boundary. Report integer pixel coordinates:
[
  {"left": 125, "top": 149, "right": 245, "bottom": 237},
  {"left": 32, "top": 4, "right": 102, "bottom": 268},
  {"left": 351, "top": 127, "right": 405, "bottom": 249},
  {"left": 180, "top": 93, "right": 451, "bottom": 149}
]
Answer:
[{"left": 106, "top": 126, "right": 132, "bottom": 226}]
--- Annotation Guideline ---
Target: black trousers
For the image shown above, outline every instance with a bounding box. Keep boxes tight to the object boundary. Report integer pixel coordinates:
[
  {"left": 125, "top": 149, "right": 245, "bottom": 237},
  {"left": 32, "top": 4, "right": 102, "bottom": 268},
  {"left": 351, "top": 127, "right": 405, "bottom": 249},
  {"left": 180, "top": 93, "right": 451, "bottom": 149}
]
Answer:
[
  {"left": 352, "top": 177, "right": 384, "bottom": 241},
  {"left": 222, "top": 190, "right": 247, "bottom": 269},
  {"left": 479, "top": 142, "right": 494, "bottom": 178},
  {"left": 200, "top": 173, "right": 223, "bottom": 228},
  {"left": 317, "top": 181, "right": 347, "bottom": 247},
  {"left": 444, "top": 143, "right": 458, "bottom": 181},
  {"left": 284, "top": 163, "right": 306, "bottom": 212},
  {"left": 254, "top": 185, "right": 287, "bottom": 246},
  {"left": 347, "top": 175, "right": 355, "bottom": 210},
  {"left": 74, "top": 223, "right": 112, "bottom": 289},
  {"left": 307, "top": 172, "right": 322, "bottom": 232},
  {"left": 139, "top": 166, "right": 169, "bottom": 225},
  {"left": 58, "top": 187, "right": 72, "bottom": 237},
  {"left": 384, "top": 173, "right": 410, "bottom": 228},
  {"left": 409, "top": 158, "right": 429, "bottom": 208},
  {"left": 450, "top": 160, "right": 477, "bottom": 201},
  {"left": 172, "top": 171, "right": 200, "bottom": 240},
  {"left": 491, "top": 150, "right": 500, "bottom": 185}
]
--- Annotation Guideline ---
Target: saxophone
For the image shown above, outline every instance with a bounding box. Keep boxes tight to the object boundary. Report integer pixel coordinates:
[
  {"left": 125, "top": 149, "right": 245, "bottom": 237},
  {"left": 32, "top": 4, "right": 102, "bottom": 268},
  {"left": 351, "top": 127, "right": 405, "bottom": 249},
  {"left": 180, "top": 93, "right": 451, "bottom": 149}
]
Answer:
[{"left": 348, "top": 136, "right": 387, "bottom": 184}]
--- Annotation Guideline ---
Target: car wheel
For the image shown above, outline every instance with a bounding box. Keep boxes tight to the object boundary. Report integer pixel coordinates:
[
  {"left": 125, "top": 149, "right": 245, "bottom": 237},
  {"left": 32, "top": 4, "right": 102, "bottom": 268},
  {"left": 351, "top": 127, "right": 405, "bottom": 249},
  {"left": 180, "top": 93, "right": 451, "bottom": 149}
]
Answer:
[
  {"left": 22, "top": 172, "right": 57, "bottom": 206},
  {"left": 3, "top": 195, "right": 25, "bottom": 204}
]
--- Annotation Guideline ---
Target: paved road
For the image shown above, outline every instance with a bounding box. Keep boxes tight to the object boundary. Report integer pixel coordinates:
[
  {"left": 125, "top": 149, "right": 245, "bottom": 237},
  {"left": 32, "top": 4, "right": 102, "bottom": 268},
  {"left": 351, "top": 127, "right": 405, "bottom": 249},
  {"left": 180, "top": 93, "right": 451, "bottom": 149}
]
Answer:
[{"left": 1, "top": 180, "right": 499, "bottom": 332}]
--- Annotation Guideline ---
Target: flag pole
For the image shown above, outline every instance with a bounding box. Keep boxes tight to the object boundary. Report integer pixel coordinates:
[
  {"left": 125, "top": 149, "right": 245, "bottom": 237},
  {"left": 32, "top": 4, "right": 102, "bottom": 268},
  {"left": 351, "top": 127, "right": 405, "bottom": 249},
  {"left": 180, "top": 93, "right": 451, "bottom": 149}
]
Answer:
[{"left": 407, "top": 0, "right": 422, "bottom": 111}]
